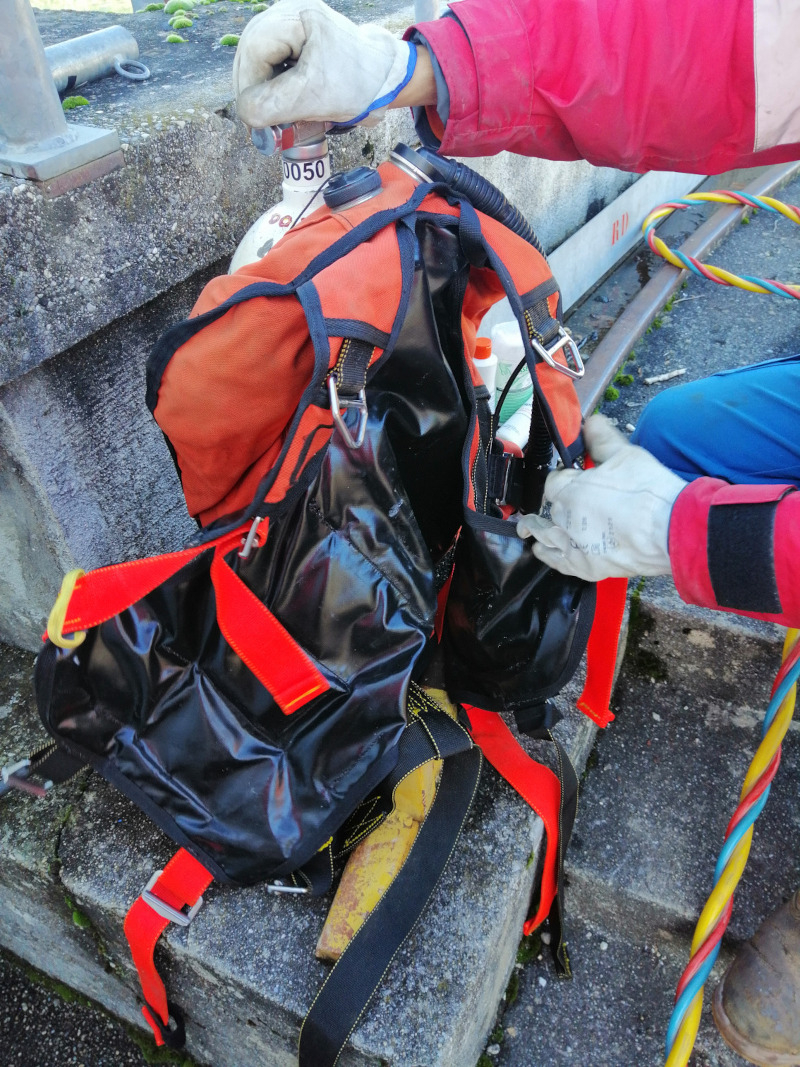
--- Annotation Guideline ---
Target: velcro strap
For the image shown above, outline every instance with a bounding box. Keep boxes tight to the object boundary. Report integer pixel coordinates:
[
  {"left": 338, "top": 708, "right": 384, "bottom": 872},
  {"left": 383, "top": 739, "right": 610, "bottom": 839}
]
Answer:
[
  {"left": 708, "top": 499, "right": 784, "bottom": 612},
  {"left": 124, "top": 849, "right": 213, "bottom": 1047}
]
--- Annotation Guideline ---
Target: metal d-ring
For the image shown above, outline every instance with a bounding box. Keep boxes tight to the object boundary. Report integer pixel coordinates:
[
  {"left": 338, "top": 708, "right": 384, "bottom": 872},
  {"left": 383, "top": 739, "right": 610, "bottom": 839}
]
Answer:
[
  {"left": 114, "top": 57, "right": 150, "bottom": 81},
  {"left": 531, "top": 326, "right": 585, "bottom": 380},
  {"left": 327, "top": 375, "right": 368, "bottom": 450}
]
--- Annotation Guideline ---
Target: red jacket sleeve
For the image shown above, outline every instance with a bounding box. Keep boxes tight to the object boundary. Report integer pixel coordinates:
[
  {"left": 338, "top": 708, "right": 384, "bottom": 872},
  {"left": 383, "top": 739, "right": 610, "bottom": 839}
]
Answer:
[
  {"left": 668, "top": 479, "right": 800, "bottom": 627},
  {"left": 412, "top": 0, "right": 800, "bottom": 173}
]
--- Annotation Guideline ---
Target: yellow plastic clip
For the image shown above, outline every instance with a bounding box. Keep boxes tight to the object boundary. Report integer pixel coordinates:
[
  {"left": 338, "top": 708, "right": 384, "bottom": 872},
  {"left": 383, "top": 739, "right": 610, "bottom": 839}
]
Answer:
[{"left": 46, "top": 569, "right": 87, "bottom": 649}]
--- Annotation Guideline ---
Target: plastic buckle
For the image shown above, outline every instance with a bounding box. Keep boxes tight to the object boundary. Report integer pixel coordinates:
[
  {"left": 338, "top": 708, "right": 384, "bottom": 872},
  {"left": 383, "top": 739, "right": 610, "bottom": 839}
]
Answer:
[
  {"left": 0, "top": 759, "right": 51, "bottom": 800},
  {"left": 531, "top": 326, "right": 585, "bottom": 380},
  {"left": 141, "top": 872, "right": 204, "bottom": 927},
  {"left": 266, "top": 879, "right": 310, "bottom": 895},
  {"left": 327, "top": 375, "right": 368, "bottom": 449}
]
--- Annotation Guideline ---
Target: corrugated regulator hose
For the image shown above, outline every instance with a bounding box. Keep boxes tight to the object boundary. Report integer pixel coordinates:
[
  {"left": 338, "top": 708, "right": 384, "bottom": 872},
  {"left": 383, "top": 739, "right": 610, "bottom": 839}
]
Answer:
[{"left": 416, "top": 147, "right": 548, "bottom": 258}]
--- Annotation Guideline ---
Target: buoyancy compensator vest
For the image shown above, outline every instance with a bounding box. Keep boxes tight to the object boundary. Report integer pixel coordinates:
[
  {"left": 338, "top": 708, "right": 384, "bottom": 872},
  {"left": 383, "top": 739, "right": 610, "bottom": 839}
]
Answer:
[{"left": 28, "top": 144, "right": 621, "bottom": 1066}]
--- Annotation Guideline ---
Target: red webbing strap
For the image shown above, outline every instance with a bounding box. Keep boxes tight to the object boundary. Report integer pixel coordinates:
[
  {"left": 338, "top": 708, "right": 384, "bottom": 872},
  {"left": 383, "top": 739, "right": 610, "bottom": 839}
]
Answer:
[
  {"left": 55, "top": 516, "right": 330, "bottom": 716},
  {"left": 463, "top": 706, "right": 560, "bottom": 934},
  {"left": 124, "top": 849, "right": 213, "bottom": 1047},
  {"left": 60, "top": 527, "right": 245, "bottom": 635},
  {"left": 210, "top": 550, "right": 330, "bottom": 714},
  {"left": 576, "top": 576, "right": 628, "bottom": 728}
]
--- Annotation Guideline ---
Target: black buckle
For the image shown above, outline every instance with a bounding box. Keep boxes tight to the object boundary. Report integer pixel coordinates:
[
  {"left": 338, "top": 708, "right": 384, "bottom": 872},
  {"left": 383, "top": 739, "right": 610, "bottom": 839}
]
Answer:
[{"left": 487, "top": 450, "right": 525, "bottom": 508}]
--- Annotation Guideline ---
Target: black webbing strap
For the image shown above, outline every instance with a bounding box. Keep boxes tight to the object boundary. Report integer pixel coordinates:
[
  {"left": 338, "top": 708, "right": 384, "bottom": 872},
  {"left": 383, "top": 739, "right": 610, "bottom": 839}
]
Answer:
[
  {"left": 333, "top": 337, "right": 373, "bottom": 397},
  {"left": 0, "top": 742, "right": 86, "bottom": 801},
  {"left": 29, "top": 742, "right": 86, "bottom": 782},
  {"left": 526, "top": 731, "right": 578, "bottom": 978},
  {"left": 381, "top": 704, "right": 474, "bottom": 795},
  {"left": 298, "top": 745, "right": 482, "bottom": 1067}
]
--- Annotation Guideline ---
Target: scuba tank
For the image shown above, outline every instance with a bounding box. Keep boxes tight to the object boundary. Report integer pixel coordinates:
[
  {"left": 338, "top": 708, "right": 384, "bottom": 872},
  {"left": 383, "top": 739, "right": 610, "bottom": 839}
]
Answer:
[{"left": 229, "top": 123, "right": 332, "bottom": 272}]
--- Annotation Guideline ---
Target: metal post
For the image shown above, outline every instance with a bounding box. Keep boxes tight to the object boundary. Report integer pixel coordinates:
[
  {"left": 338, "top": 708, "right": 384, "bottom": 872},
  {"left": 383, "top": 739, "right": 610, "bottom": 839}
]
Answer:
[{"left": 0, "top": 0, "right": 120, "bottom": 183}]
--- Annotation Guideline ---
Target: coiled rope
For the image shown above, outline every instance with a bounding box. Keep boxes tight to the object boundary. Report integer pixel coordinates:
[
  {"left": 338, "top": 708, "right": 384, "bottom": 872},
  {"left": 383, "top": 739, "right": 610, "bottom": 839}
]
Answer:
[
  {"left": 664, "top": 628, "right": 800, "bottom": 1066},
  {"left": 642, "top": 191, "right": 800, "bottom": 299}
]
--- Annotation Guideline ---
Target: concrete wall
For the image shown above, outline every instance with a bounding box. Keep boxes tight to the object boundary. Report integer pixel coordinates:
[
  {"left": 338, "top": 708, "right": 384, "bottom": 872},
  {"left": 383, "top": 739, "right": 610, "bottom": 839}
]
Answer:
[{"left": 0, "top": 2, "right": 637, "bottom": 650}]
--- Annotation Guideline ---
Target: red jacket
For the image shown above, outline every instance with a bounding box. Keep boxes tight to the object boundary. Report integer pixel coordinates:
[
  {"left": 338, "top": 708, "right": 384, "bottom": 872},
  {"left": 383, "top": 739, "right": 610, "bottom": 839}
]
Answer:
[
  {"left": 413, "top": 0, "right": 800, "bottom": 626},
  {"left": 413, "top": 0, "right": 800, "bottom": 173}
]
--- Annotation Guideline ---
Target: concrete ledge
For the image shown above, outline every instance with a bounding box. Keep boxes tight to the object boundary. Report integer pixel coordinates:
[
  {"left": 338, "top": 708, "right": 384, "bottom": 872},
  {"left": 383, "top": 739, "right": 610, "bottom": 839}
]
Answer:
[
  {"left": 0, "top": 640, "right": 598, "bottom": 1066},
  {"left": 567, "top": 579, "right": 791, "bottom": 945}
]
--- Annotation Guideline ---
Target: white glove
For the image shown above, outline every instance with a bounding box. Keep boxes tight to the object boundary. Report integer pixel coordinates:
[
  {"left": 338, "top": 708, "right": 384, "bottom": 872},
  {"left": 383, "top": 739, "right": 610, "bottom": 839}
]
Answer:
[
  {"left": 233, "top": 0, "right": 415, "bottom": 128},
  {"left": 516, "top": 414, "right": 687, "bottom": 582}
]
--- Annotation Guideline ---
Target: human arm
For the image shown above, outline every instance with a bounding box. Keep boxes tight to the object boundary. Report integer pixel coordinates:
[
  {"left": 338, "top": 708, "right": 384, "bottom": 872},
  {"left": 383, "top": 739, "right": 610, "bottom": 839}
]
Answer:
[
  {"left": 233, "top": 0, "right": 799, "bottom": 174},
  {"left": 407, "top": 0, "right": 800, "bottom": 172},
  {"left": 518, "top": 415, "right": 800, "bottom": 628},
  {"left": 668, "top": 478, "right": 800, "bottom": 626}
]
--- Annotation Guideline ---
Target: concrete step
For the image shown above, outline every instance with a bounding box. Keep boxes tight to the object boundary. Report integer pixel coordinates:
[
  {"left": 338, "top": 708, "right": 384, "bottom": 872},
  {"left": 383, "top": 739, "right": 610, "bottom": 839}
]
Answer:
[
  {"left": 491, "top": 583, "right": 794, "bottom": 1067},
  {"left": 0, "top": 640, "right": 598, "bottom": 1067}
]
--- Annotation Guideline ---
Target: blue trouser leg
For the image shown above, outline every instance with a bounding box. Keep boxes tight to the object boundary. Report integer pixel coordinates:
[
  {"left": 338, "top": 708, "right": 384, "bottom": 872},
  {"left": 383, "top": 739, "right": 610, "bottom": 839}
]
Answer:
[{"left": 630, "top": 354, "right": 800, "bottom": 488}]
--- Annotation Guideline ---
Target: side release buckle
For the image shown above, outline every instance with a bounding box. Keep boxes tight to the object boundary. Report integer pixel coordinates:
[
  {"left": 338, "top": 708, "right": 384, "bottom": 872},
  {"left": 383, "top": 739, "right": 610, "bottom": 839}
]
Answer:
[
  {"left": 141, "top": 871, "right": 204, "bottom": 927},
  {"left": 532, "top": 326, "right": 585, "bottom": 380},
  {"left": 327, "top": 374, "right": 368, "bottom": 450},
  {"left": 0, "top": 759, "right": 52, "bottom": 800}
]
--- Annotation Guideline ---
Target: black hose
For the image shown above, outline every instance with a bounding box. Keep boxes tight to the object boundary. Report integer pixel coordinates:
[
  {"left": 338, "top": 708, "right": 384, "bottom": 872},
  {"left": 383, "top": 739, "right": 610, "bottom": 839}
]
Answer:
[
  {"left": 521, "top": 395, "right": 553, "bottom": 513},
  {"left": 416, "top": 147, "right": 547, "bottom": 258}
]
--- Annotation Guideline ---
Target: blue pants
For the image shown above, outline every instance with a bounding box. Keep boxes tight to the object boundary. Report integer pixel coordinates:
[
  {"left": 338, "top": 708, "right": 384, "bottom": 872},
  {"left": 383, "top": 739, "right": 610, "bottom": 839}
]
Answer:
[{"left": 630, "top": 354, "right": 800, "bottom": 488}]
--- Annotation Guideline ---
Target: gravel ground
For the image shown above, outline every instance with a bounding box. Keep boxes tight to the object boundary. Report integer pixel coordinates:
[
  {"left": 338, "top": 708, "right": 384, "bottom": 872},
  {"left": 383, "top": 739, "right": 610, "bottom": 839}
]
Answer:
[{"left": 0, "top": 950, "right": 199, "bottom": 1067}]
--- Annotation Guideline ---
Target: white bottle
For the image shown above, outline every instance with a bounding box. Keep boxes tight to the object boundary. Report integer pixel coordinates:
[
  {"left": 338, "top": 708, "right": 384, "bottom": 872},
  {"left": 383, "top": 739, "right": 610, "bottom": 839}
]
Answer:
[
  {"left": 497, "top": 397, "right": 533, "bottom": 451},
  {"left": 472, "top": 336, "right": 498, "bottom": 410},
  {"left": 491, "top": 320, "right": 533, "bottom": 419},
  {"left": 229, "top": 136, "right": 331, "bottom": 273}
]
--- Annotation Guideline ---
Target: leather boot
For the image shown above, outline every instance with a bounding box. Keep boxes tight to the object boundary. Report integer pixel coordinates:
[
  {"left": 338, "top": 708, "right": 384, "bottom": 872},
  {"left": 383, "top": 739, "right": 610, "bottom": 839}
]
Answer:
[{"left": 712, "top": 891, "right": 800, "bottom": 1066}]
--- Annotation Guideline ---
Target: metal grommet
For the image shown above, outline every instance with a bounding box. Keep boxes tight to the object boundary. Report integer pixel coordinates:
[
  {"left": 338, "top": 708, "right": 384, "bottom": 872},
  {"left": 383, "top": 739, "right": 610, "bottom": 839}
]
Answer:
[{"left": 115, "top": 57, "right": 150, "bottom": 81}]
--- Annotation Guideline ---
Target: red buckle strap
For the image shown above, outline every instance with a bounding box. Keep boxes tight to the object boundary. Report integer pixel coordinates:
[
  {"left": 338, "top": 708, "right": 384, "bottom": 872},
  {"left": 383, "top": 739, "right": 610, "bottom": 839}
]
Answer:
[
  {"left": 124, "top": 849, "right": 213, "bottom": 1047},
  {"left": 576, "top": 576, "right": 628, "bottom": 728},
  {"left": 50, "top": 517, "right": 331, "bottom": 717},
  {"left": 210, "top": 549, "right": 330, "bottom": 714},
  {"left": 463, "top": 706, "right": 560, "bottom": 934}
]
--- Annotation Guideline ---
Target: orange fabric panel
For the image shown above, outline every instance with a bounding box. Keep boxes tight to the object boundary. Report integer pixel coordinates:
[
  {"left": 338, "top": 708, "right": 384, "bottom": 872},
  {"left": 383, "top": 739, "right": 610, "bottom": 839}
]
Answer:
[
  {"left": 155, "top": 295, "right": 316, "bottom": 521},
  {"left": 315, "top": 227, "right": 402, "bottom": 334},
  {"left": 476, "top": 211, "right": 552, "bottom": 296},
  {"left": 533, "top": 363, "right": 583, "bottom": 450},
  {"left": 264, "top": 406, "right": 334, "bottom": 507}
]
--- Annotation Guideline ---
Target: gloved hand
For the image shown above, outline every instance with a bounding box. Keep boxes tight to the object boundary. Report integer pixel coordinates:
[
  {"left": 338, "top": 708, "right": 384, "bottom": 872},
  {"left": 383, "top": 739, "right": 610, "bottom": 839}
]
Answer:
[
  {"left": 517, "top": 414, "right": 687, "bottom": 582},
  {"left": 233, "top": 0, "right": 415, "bottom": 128}
]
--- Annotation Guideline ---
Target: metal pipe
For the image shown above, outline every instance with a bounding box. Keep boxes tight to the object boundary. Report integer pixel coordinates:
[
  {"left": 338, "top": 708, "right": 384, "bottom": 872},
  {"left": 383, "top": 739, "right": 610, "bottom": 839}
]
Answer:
[
  {"left": 46, "top": 26, "right": 149, "bottom": 93},
  {"left": 0, "top": 0, "right": 70, "bottom": 150},
  {"left": 0, "top": 0, "right": 121, "bottom": 185},
  {"left": 575, "top": 161, "right": 800, "bottom": 417}
]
